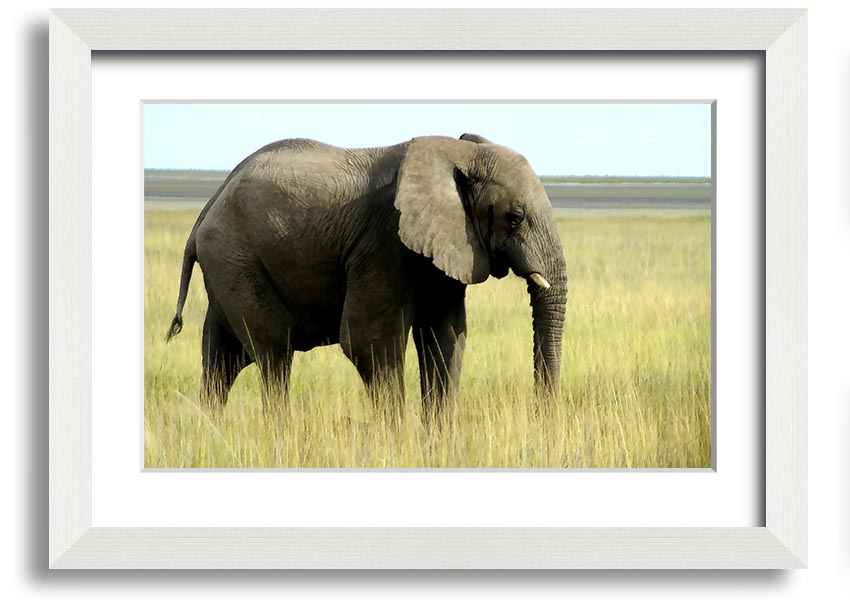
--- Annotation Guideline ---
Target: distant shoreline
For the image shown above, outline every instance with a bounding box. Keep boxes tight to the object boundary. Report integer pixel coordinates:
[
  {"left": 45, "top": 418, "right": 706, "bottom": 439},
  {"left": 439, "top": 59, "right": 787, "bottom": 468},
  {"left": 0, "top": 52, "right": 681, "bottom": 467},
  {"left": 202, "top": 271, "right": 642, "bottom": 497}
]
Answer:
[
  {"left": 145, "top": 168, "right": 711, "bottom": 185},
  {"left": 144, "top": 169, "right": 712, "bottom": 210}
]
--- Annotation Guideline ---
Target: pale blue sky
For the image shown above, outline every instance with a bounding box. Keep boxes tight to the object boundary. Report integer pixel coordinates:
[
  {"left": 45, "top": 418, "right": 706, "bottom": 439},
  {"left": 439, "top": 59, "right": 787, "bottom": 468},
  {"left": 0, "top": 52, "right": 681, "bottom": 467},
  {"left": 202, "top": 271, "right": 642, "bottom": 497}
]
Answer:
[{"left": 144, "top": 103, "right": 711, "bottom": 177}]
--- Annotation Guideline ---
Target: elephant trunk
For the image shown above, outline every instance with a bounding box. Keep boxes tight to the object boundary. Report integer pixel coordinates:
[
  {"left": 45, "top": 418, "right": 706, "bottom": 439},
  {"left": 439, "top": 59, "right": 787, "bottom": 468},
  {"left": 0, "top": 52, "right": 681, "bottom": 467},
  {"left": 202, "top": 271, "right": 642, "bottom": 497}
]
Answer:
[
  {"left": 529, "top": 266, "right": 566, "bottom": 401},
  {"left": 517, "top": 220, "right": 567, "bottom": 403}
]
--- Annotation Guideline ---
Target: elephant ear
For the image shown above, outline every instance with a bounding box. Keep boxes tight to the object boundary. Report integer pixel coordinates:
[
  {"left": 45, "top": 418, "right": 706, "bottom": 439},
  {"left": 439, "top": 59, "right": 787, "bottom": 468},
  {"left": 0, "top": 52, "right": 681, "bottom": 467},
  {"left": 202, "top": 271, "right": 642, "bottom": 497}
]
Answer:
[
  {"left": 459, "top": 133, "right": 493, "bottom": 144},
  {"left": 395, "top": 137, "right": 490, "bottom": 284}
]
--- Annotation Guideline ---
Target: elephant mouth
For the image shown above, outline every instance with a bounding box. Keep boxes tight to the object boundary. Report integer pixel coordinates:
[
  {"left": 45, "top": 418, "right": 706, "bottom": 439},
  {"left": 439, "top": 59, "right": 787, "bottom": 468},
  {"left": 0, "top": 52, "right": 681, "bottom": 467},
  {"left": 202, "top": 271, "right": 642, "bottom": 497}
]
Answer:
[{"left": 490, "top": 254, "right": 510, "bottom": 279}]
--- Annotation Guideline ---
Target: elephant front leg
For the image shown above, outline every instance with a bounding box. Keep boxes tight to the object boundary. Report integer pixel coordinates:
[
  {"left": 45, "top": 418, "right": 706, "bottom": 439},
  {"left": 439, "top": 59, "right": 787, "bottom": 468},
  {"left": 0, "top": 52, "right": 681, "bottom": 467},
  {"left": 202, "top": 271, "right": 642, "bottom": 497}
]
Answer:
[
  {"left": 340, "top": 291, "right": 413, "bottom": 425},
  {"left": 413, "top": 291, "right": 467, "bottom": 424}
]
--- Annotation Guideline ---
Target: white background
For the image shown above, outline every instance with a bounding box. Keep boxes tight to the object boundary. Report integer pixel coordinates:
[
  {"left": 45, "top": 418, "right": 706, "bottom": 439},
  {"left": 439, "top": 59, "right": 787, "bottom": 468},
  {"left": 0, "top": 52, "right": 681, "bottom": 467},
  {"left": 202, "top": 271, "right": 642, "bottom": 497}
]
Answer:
[
  {"left": 5, "top": 0, "right": 845, "bottom": 597},
  {"left": 92, "top": 53, "right": 756, "bottom": 528}
]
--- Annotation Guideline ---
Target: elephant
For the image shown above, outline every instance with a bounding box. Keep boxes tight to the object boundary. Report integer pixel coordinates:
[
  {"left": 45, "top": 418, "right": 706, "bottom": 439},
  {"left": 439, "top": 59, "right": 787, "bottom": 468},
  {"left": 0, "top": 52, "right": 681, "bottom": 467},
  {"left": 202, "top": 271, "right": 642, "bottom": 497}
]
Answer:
[{"left": 165, "top": 133, "right": 567, "bottom": 421}]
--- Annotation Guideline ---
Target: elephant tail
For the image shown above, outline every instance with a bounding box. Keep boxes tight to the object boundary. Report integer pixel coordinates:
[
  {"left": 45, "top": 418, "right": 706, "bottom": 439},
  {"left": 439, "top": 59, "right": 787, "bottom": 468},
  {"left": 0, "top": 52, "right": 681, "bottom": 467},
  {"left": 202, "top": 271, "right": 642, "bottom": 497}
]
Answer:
[{"left": 165, "top": 238, "right": 197, "bottom": 342}]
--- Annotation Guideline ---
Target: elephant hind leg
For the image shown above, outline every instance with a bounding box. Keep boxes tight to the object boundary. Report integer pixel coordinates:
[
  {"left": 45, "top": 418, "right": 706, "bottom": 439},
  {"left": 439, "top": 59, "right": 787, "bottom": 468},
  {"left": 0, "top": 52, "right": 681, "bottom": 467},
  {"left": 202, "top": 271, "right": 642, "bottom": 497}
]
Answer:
[
  {"left": 255, "top": 349, "right": 294, "bottom": 414},
  {"left": 200, "top": 258, "right": 300, "bottom": 414},
  {"left": 201, "top": 309, "right": 252, "bottom": 410}
]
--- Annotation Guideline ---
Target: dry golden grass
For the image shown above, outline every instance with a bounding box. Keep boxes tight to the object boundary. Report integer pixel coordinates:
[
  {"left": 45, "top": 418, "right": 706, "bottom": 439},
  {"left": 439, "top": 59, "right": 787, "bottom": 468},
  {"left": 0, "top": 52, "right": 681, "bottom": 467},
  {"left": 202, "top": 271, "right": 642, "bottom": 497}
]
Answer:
[{"left": 144, "top": 208, "right": 711, "bottom": 468}]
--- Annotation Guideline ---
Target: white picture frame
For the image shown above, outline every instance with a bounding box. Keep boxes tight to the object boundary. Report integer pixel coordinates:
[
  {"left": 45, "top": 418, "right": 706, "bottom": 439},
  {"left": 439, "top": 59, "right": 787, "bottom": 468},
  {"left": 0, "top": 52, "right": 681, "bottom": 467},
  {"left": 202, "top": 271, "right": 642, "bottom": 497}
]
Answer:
[{"left": 49, "top": 8, "right": 807, "bottom": 569}]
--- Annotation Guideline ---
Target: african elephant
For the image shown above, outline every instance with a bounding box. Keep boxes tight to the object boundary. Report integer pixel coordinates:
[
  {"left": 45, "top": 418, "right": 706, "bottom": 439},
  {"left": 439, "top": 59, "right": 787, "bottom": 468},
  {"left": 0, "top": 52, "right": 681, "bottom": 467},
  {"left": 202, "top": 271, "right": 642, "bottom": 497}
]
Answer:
[{"left": 166, "top": 134, "right": 567, "bottom": 420}]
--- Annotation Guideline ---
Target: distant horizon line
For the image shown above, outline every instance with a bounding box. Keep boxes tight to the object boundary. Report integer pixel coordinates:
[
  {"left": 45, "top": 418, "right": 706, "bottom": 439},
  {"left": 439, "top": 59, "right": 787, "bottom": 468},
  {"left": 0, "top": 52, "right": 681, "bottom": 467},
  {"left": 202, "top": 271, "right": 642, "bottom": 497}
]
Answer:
[{"left": 143, "top": 167, "right": 711, "bottom": 180}]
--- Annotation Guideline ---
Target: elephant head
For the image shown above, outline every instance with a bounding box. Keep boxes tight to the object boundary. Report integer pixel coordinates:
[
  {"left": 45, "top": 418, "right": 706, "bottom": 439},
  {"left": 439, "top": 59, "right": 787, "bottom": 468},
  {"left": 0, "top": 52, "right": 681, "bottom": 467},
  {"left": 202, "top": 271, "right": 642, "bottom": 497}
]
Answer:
[{"left": 395, "top": 134, "right": 567, "bottom": 399}]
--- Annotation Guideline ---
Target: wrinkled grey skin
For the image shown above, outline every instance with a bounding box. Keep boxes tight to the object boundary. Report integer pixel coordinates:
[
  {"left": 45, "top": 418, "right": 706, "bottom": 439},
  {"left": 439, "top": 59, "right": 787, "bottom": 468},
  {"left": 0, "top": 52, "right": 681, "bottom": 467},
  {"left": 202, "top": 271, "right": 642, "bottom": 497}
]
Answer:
[{"left": 166, "top": 134, "right": 567, "bottom": 420}]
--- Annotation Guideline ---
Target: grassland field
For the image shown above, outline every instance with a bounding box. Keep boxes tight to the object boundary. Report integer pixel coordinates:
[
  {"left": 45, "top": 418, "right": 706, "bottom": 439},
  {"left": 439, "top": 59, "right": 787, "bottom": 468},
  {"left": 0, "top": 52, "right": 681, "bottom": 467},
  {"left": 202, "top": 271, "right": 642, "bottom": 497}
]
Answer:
[{"left": 144, "top": 181, "right": 711, "bottom": 468}]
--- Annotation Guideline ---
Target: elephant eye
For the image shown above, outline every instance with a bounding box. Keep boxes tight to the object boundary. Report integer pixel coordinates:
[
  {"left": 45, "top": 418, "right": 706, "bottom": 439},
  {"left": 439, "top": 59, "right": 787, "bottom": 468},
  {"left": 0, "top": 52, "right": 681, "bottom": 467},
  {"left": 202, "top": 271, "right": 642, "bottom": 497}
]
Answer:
[{"left": 506, "top": 209, "right": 525, "bottom": 229}]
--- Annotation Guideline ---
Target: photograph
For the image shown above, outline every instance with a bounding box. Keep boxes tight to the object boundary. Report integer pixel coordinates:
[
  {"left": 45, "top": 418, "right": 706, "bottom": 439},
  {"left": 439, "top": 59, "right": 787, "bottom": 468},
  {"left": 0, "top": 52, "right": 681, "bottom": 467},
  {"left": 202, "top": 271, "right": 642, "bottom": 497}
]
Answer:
[
  {"left": 40, "top": 5, "right": 812, "bottom": 575},
  {"left": 143, "top": 102, "right": 712, "bottom": 469}
]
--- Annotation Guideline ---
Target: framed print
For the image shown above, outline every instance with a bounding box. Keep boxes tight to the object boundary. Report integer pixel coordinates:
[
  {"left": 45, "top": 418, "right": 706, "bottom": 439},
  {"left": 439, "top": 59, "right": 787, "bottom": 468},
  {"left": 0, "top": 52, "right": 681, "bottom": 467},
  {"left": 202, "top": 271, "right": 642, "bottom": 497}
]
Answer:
[
  {"left": 49, "top": 9, "right": 806, "bottom": 568},
  {"left": 139, "top": 100, "right": 713, "bottom": 470}
]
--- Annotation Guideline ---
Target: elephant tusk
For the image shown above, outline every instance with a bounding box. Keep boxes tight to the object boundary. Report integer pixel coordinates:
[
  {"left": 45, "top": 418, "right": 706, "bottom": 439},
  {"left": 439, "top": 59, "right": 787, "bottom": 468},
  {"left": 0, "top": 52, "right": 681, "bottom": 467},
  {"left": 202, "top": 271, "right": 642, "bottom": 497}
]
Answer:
[{"left": 528, "top": 272, "right": 551, "bottom": 290}]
